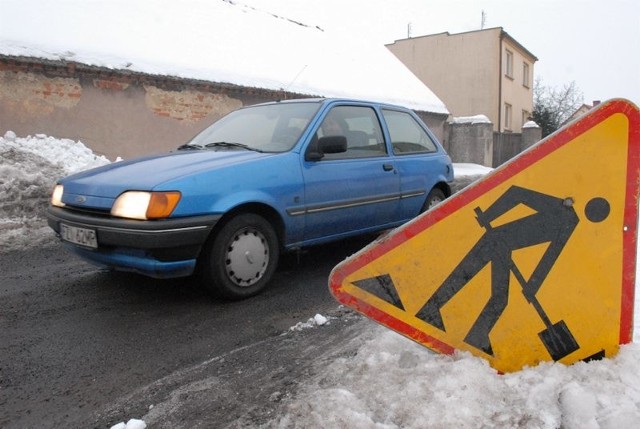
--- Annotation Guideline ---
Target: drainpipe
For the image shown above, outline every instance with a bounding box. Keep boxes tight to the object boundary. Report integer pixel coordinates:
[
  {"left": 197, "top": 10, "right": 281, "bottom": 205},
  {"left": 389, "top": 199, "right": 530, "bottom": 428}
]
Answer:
[{"left": 498, "top": 32, "right": 503, "bottom": 132}]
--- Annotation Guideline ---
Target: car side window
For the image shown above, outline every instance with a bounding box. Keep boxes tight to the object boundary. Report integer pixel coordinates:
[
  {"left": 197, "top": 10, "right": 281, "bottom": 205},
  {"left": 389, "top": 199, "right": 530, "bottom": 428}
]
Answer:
[
  {"left": 382, "top": 109, "right": 438, "bottom": 154},
  {"left": 315, "top": 106, "right": 386, "bottom": 160}
]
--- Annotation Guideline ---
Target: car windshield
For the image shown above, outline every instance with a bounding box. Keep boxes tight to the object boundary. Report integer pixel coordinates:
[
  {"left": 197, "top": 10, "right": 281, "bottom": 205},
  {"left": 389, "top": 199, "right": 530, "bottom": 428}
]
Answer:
[{"left": 184, "top": 102, "right": 321, "bottom": 152}]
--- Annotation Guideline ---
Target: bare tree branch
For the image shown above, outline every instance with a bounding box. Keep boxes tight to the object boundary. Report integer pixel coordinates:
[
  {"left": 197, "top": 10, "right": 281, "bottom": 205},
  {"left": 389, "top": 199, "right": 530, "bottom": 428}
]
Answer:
[{"left": 532, "top": 78, "right": 584, "bottom": 136}]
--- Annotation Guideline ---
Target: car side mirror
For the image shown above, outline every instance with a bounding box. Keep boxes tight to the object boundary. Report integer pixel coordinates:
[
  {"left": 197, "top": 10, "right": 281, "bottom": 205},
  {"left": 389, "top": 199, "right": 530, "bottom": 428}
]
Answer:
[{"left": 306, "top": 135, "right": 347, "bottom": 161}]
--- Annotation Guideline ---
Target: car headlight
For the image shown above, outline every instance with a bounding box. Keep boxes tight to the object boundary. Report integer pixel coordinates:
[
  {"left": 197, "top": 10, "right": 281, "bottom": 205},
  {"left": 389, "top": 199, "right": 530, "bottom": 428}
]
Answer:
[
  {"left": 111, "top": 191, "right": 181, "bottom": 220},
  {"left": 51, "top": 184, "right": 65, "bottom": 207}
]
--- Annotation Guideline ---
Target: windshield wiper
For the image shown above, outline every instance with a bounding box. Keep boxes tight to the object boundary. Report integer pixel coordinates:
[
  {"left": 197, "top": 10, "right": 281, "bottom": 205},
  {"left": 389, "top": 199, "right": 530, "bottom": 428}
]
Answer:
[
  {"left": 204, "top": 141, "right": 265, "bottom": 152},
  {"left": 176, "top": 143, "right": 204, "bottom": 150}
]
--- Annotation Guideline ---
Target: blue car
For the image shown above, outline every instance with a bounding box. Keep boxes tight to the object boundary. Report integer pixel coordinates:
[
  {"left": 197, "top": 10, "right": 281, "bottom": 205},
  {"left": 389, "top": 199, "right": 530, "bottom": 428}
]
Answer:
[{"left": 47, "top": 98, "right": 453, "bottom": 299}]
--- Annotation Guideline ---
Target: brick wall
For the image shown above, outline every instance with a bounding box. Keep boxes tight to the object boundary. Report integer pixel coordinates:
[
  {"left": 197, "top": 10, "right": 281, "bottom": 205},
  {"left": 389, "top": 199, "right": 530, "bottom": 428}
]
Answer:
[{"left": 0, "top": 56, "right": 447, "bottom": 160}]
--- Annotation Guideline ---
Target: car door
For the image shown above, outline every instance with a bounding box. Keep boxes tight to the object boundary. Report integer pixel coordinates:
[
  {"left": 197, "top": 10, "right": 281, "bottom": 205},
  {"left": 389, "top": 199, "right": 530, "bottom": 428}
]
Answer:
[
  {"left": 381, "top": 108, "right": 452, "bottom": 220},
  {"left": 298, "top": 105, "right": 401, "bottom": 243}
]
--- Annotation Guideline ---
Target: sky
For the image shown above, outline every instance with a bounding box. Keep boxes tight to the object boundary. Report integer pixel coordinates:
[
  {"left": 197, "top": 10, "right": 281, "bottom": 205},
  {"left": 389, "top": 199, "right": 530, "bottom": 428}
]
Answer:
[
  {"left": 240, "top": 0, "right": 640, "bottom": 106},
  {"left": 2, "top": 131, "right": 640, "bottom": 428}
]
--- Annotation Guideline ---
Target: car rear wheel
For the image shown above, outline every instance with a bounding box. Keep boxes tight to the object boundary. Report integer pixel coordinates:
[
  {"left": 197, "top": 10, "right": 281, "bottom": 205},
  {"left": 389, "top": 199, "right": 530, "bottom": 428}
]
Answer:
[
  {"left": 421, "top": 188, "right": 446, "bottom": 213},
  {"left": 199, "top": 213, "right": 279, "bottom": 300}
]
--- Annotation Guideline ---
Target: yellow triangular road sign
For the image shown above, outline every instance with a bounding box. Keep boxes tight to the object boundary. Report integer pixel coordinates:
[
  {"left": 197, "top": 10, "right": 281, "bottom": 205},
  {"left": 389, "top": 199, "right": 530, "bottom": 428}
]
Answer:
[{"left": 330, "top": 99, "right": 640, "bottom": 372}]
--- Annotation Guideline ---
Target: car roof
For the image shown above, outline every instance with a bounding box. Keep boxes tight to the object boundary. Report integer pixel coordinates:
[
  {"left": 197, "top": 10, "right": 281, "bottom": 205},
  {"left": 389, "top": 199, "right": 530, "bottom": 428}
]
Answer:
[{"left": 251, "top": 97, "right": 411, "bottom": 111}]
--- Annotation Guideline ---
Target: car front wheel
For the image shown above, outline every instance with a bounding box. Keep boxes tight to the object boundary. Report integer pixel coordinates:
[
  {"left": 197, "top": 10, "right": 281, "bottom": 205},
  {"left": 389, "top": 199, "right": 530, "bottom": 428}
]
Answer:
[{"left": 199, "top": 213, "right": 279, "bottom": 300}]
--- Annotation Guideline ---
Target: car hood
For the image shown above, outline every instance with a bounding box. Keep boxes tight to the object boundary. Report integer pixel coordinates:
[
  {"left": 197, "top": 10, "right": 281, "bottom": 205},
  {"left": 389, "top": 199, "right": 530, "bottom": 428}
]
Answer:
[{"left": 60, "top": 149, "right": 274, "bottom": 201}]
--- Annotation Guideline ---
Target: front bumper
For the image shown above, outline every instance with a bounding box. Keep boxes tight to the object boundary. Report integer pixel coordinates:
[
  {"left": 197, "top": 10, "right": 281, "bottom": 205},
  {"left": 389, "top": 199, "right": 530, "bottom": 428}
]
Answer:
[{"left": 46, "top": 206, "right": 220, "bottom": 278}]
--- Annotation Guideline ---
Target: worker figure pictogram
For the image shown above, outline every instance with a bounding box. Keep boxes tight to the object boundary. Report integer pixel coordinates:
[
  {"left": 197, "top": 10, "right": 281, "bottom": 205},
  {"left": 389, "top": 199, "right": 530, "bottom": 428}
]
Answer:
[{"left": 416, "top": 185, "right": 611, "bottom": 358}]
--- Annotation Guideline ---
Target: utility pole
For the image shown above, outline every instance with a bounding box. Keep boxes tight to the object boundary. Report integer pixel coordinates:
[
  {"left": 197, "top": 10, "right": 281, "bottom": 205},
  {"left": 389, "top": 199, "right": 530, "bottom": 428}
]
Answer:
[{"left": 481, "top": 10, "right": 486, "bottom": 29}]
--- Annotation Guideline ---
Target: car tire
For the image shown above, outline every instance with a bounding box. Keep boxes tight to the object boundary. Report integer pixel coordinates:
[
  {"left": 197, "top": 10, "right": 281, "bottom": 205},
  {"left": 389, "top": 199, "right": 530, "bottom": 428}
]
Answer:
[
  {"left": 421, "top": 188, "right": 446, "bottom": 213},
  {"left": 199, "top": 213, "right": 279, "bottom": 300}
]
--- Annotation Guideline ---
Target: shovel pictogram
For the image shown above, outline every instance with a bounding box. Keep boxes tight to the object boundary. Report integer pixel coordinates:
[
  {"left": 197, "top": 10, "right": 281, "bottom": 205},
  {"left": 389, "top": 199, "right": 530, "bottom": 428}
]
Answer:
[{"left": 475, "top": 207, "right": 580, "bottom": 360}]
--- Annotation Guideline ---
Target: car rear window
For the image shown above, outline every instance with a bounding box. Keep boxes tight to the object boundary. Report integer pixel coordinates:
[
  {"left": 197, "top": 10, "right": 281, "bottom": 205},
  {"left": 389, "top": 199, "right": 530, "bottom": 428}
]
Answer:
[{"left": 382, "top": 109, "right": 438, "bottom": 154}]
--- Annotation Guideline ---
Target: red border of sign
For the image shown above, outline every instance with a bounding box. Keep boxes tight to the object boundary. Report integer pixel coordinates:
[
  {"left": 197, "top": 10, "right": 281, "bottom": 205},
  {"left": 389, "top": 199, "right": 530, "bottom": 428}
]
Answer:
[{"left": 330, "top": 98, "right": 640, "bottom": 351}]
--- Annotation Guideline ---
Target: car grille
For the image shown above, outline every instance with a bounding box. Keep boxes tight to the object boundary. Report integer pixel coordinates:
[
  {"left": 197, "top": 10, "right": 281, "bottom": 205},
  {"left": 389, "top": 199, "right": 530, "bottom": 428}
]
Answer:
[{"left": 63, "top": 204, "right": 112, "bottom": 218}]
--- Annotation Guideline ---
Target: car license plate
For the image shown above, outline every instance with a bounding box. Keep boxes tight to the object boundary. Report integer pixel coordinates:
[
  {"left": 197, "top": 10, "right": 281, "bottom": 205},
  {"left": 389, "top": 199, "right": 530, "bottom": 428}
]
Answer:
[{"left": 60, "top": 224, "right": 98, "bottom": 249}]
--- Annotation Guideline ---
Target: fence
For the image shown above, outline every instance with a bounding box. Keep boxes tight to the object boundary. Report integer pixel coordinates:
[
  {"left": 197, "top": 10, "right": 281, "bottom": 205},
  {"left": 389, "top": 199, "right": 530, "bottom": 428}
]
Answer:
[
  {"left": 493, "top": 132, "right": 522, "bottom": 167},
  {"left": 445, "top": 120, "right": 541, "bottom": 168}
]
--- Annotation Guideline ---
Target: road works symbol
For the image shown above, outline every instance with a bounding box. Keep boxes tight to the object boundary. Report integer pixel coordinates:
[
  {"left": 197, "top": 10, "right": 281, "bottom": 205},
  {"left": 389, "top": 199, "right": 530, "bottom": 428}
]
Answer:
[
  {"left": 417, "top": 186, "right": 609, "bottom": 360},
  {"left": 329, "top": 99, "right": 640, "bottom": 372}
]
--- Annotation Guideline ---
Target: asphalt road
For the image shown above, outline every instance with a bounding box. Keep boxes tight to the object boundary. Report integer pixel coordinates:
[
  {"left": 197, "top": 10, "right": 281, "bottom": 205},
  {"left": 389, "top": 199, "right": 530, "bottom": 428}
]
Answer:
[{"left": 0, "top": 237, "right": 374, "bottom": 428}]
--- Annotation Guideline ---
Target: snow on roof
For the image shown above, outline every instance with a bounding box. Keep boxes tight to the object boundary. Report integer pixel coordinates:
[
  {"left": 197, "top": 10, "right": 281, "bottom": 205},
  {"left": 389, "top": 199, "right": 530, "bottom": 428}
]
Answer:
[{"left": 0, "top": 0, "right": 448, "bottom": 115}]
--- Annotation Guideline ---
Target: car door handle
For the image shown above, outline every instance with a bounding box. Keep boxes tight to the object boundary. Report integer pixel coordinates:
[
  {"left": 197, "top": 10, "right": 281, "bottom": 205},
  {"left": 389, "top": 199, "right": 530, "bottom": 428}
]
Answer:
[{"left": 382, "top": 163, "right": 394, "bottom": 171}]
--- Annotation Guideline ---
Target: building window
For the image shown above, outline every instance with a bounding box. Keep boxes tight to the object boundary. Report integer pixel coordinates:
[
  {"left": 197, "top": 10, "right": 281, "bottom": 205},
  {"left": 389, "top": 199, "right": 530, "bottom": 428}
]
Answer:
[
  {"left": 523, "top": 62, "right": 530, "bottom": 88},
  {"left": 504, "top": 103, "right": 512, "bottom": 130},
  {"left": 522, "top": 110, "right": 531, "bottom": 127},
  {"left": 505, "top": 49, "right": 513, "bottom": 78}
]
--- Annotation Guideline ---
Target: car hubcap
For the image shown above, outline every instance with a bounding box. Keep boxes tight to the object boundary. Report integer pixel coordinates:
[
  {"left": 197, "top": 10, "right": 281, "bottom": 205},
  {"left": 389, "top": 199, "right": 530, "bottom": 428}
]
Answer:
[
  {"left": 225, "top": 227, "right": 269, "bottom": 287},
  {"left": 429, "top": 196, "right": 443, "bottom": 209}
]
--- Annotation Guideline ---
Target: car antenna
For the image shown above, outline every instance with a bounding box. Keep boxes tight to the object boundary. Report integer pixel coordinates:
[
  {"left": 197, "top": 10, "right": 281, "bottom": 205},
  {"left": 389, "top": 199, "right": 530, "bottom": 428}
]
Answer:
[{"left": 278, "top": 64, "right": 308, "bottom": 101}]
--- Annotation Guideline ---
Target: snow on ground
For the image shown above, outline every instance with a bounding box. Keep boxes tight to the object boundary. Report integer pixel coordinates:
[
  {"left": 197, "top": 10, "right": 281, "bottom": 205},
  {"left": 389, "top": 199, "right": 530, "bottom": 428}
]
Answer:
[
  {"left": 2, "top": 133, "right": 640, "bottom": 428},
  {"left": 274, "top": 327, "right": 640, "bottom": 429},
  {"left": 452, "top": 162, "right": 494, "bottom": 177},
  {"left": 109, "top": 418, "right": 147, "bottom": 429},
  {"left": 449, "top": 163, "right": 495, "bottom": 194},
  {"left": 289, "top": 313, "right": 330, "bottom": 331}
]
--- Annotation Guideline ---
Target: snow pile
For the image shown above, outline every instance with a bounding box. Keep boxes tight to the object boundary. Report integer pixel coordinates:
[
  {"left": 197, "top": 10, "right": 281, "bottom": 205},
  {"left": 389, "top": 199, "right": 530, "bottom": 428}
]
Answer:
[
  {"left": 0, "top": 131, "right": 110, "bottom": 252},
  {"left": 274, "top": 326, "right": 640, "bottom": 428},
  {"left": 523, "top": 120, "right": 541, "bottom": 129},
  {"left": 1, "top": 131, "right": 111, "bottom": 174}
]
